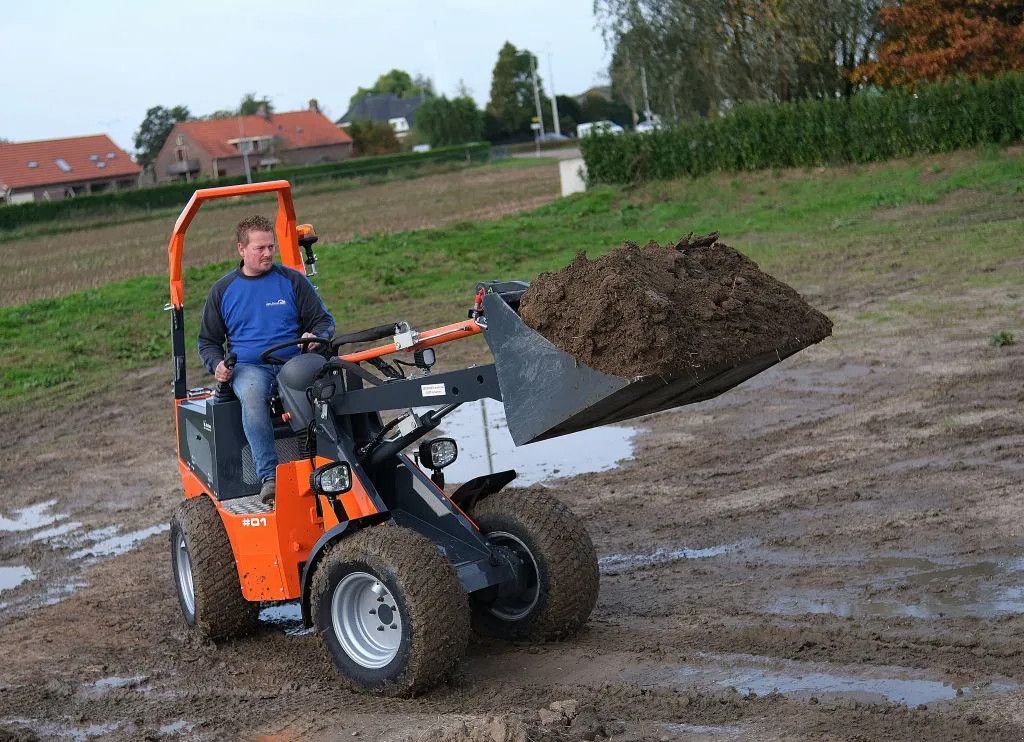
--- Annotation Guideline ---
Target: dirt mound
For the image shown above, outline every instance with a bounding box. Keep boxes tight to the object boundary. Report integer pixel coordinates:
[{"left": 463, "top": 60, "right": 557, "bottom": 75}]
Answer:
[{"left": 518, "top": 234, "right": 832, "bottom": 377}]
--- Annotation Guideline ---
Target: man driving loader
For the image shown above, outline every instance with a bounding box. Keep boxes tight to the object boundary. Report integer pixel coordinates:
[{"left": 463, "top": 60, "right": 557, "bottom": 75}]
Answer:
[{"left": 198, "top": 215, "right": 334, "bottom": 506}]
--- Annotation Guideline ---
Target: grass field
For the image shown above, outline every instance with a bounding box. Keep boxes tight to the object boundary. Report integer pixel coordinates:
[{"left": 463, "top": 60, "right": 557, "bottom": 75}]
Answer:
[
  {"left": 0, "top": 158, "right": 559, "bottom": 307},
  {"left": 1, "top": 146, "right": 1021, "bottom": 412}
]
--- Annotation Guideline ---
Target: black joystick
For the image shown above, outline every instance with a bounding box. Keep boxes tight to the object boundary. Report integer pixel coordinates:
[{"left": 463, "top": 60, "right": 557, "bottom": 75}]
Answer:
[{"left": 213, "top": 352, "right": 237, "bottom": 403}]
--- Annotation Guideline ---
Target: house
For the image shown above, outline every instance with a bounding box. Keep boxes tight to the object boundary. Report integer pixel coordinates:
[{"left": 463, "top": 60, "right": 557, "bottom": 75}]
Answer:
[
  {"left": 0, "top": 134, "right": 141, "bottom": 204},
  {"left": 153, "top": 103, "right": 354, "bottom": 183},
  {"left": 336, "top": 93, "right": 425, "bottom": 139}
]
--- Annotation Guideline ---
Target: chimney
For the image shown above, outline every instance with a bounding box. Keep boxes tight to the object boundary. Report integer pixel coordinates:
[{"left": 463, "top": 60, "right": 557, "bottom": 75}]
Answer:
[
  {"left": 257, "top": 102, "right": 270, "bottom": 119},
  {"left": 308, "top": 98, "right": 320, "bottom": 114}
]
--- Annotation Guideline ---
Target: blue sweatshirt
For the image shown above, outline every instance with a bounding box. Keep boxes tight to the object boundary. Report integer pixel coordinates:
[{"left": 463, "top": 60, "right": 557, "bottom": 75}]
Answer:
[{"left": 198, "top": 264, "right": 335, "bottom": 372}]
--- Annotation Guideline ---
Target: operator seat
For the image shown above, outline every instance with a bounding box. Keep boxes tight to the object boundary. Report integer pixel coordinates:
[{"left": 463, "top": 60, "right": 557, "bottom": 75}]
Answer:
[{"left": 276, "top": 353, "right": 328, "bottom": 432}]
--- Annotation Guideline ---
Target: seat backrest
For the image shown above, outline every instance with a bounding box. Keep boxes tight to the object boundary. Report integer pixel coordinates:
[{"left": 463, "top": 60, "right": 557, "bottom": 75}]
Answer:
[{"left": 276, "top": 353, "right": 328, "bottom": 432}]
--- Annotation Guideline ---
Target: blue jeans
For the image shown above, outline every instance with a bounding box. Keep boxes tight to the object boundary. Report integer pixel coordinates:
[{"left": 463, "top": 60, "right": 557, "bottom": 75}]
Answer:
[{"left": 231, "top": 362, "right": 280, "bottom": 482}]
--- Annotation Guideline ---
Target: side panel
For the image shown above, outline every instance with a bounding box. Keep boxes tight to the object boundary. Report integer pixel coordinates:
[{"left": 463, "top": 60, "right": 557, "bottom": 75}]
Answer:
[{"left": 220, "top": 459, "right": 326, "bottom": 601}]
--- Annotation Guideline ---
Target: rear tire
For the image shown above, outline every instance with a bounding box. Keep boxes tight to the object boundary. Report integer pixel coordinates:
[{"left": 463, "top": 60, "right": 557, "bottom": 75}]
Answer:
[
  {"left": 469, "top": 489, "right": 599, "bottom": 641},
  {"left": 310, "top": 526, "right": 469, "bottom": 696},
  {"left": 170, "top": 496, "right": 256, "bottom": 640}
]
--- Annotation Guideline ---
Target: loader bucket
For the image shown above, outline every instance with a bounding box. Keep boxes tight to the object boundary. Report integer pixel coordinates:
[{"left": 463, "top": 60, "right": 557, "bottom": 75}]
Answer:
[{"left": 482, "top": 292, "right": 808, "bottom": 446}]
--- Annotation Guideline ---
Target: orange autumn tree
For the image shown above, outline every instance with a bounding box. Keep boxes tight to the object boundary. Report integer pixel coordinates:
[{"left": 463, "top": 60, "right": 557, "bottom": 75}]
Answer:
[{"left": 856, "top": 0, "right": 1024, "bottom": 86}]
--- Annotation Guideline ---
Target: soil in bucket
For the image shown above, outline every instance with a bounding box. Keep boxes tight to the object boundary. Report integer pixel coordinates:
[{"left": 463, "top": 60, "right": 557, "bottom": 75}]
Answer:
[{"left": 517, "top": 233, "right": 833, "bottom": 378}]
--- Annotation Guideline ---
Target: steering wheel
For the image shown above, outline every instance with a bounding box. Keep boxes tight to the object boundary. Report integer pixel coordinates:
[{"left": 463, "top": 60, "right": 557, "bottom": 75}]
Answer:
[{"left": 259, "top": 336, "right": 333, "bottom": 365}]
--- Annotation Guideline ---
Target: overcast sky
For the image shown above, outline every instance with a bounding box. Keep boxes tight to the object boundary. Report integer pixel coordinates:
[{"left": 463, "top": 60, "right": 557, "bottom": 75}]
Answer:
[{"left": 1, "top": 0, "right": 611, "bottom": 152}]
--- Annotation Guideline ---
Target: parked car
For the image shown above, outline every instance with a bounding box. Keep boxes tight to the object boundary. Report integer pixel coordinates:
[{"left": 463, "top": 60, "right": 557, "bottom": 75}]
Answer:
[
  {"left": 635, "top": 119, "right": 664, "bottom": 134},
  {"left": 576, "top": 120, "right": 625, "bottom": 138}
]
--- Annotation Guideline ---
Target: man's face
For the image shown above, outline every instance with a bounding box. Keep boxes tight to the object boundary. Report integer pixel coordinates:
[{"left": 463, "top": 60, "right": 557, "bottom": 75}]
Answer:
[{"left": 237, "top": 229, "right": 275, "bottom": 276}]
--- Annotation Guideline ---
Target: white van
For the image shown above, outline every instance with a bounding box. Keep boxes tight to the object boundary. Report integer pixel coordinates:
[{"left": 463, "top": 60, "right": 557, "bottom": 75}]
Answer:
[{"left": 576, "top": 120, "right": 625, "bottom": 138}]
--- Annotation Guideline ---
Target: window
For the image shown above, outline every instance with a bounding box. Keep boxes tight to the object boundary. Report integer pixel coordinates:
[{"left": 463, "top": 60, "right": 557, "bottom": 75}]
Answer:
[
  {"left": 175, "top": 147, "right": 189, "bottom": 162},
  {"left": 106, "top": 152, "right": 116, "bottom": 159},
  {"left": 55, "top": 158, "right": 72, "bottom": 173},
  {"left": 27, "top": 161, "right": 38, "bottom": 168},
  {"left": 96, "top": 161, "right": 106, "bottom": 169},
  {"left": 175, "top": 134, "right": 184, "bottom": 146},
  {"left": 88, "top": 154, "right": 99, "bottom": 161}
]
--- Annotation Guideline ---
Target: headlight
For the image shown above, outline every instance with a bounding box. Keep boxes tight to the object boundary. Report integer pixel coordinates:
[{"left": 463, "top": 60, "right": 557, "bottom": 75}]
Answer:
[
  {"left": 310, "top": 461, "right": 352, "bottom": 494},
  {"left": 419, "top": 437, "right": 457, "bottom": 470}
]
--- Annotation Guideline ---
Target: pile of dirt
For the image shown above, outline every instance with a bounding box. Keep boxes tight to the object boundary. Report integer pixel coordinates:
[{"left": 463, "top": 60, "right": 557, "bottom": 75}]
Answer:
[{"left": 518, "top": 234, "right": 832, "bottom": 377}]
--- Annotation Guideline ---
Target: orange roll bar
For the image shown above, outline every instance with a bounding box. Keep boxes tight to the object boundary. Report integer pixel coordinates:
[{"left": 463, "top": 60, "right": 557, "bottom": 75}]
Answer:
[{"left": 167, "top": 180, "right": 302, "bottom": 308}]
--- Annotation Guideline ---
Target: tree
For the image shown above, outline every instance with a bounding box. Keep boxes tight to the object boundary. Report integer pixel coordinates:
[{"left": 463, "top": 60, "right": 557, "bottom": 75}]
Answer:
[
  {"left": 595, "top": 0, "right": 883, "bottom": 118},
  {"left": 854, "top": 0, "right": 1024, "bottom": 87},
  {"left": 486, "top": 42, "right": 543, "bottom": 141},
  {"left": 347, "top": 120, "right": 400, "bottom": 156},
  {"left": 416, "top": 95, "right": 484, "bottom": 146},
  {"left": 579, "top": 91, "right": 633, "bottom": 127},
  {"left": 239, "top": 93, "right": 273, "bottom": 116},
  {"left": 134, "top": 104, "right": 191, "bottom": 170},
  {"left": 349, "top": 69, "right": 434, "bottom": 108},
  {"left": 555, "top": 95, "right": 584, "bottom": 136}
]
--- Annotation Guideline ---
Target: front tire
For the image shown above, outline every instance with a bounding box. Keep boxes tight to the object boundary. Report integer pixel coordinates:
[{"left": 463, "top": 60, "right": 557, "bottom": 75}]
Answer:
[
  {"left": 169, "top": 496, "right": 256, "bottom": 640},
  {"left": 469, "top": 489, "right": 599, "bottom": 641},
  {"left": 310, "top": 526, "right": 469, "bottom": 696}
]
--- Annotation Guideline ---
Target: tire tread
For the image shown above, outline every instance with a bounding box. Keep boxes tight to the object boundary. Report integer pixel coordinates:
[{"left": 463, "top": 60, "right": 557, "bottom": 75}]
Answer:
[
  {"left": 310, "top": 525, "right": 469, "bottom": 696},
  {"left": 471, "top": 489, "right": 599, "bottom": 641},
  {"left": 170, "top": 496, "right": 256, "bottom": 641}
]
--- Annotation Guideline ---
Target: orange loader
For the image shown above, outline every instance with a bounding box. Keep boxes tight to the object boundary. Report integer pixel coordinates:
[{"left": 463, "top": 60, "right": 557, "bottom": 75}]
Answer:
[{"left": 167, "top": 181, "right": 817, "bottom": 695}]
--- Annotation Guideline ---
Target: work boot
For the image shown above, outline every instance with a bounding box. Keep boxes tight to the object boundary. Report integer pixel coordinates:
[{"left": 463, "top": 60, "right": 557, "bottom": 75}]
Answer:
[{"left": 259, "top": 477, "right": 276, "bottom": 507}]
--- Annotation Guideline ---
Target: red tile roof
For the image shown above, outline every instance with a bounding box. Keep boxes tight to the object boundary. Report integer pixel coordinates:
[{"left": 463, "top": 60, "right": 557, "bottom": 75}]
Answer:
[
  {"left": 0, "top": 134, "right": 141, "bottom": 191},
  {"left": 173, "top": 110, "right": 352, "bottom": 159}
]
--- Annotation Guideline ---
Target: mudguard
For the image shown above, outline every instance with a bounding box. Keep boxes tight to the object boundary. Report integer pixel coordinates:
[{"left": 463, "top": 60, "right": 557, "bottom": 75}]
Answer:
[{"left": 299, "top": 511, "right": 390, "bottom": 626}]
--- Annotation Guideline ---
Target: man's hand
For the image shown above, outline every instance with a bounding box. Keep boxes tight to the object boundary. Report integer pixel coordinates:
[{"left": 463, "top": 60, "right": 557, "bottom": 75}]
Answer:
[
  {"left": 214, "top": 361, "right": 233, "bottom": 383},
  {"left": 301, "top": 331, "right": 322, "bottom": 351}
]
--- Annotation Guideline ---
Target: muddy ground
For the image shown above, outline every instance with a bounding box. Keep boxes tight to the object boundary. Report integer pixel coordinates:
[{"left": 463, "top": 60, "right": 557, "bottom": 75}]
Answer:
[{"left": 1, "top": 244, "right": 1023, "bottom": 737}]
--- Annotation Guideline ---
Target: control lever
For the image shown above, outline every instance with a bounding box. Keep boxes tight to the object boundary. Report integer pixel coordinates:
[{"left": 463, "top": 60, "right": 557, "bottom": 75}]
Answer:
[{"left": 213, "top": 352, "right": 237, "bottom": 403}]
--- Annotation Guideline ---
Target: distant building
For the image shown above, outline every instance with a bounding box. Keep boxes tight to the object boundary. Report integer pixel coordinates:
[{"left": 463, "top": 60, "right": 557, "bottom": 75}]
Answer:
[
  {"left": 336, "top": 93, "right": 425, "bottom": 139},
  {"left": 153, "top": 104, "right": 354, "bottom": 183},
  {"left": 0, "top": 134, "right": 141, "bottom": 204}
]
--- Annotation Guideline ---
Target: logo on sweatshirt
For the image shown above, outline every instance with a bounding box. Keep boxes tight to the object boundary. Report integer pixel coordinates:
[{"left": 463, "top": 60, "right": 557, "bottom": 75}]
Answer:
[{"left": 265, "top": 299, "right": 287, "bottom": 307}]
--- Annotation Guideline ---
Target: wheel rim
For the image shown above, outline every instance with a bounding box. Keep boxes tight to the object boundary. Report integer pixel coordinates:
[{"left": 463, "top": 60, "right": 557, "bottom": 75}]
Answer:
[
  {"left": 487, "top": 531, "right": 540, "bottom": 621},
  {"left": 175, "top": 532, "right": 196, "bottom": 618},
  {"left": 331, "top": 572, "right": 403, "bottom": 669}
]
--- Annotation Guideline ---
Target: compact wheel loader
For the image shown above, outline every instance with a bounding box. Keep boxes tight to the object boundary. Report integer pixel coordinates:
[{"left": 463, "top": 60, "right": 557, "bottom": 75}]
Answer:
[{"left": 167, "top": 181, "right": 817, "bottom": 696}]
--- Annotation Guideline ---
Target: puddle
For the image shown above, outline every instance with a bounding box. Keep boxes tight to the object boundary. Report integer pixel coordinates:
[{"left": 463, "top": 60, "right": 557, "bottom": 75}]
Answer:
[
  {"left": 419, "top": 398, "right": 637, "bottom": 486},
  {"left": 636, "top": 654, "right": 1015, "bottom": 707},
  {"left": 769, "top": 557, "right": 1024, "bottom": 619},
  {"left": 777, "top": 363, "right": 873, "bottom": 394},
  {"left": 71, "top": 524, "right": 169, "bottom": 560},
  {"left": 159, "top": 720, "right": 194, "bottom": 735},
  {"left": 93, "top": 675, "right": 146, "bottom": 690},
  {"left": 5, "top": 718, "right": 124, "bottom": 741},
  {"left": 0, "top": 500, "right": 60, "bottom": 532},
  {"left": 599, "top": 543, "right": 745, "bottom": 574},
  {"left": 259, "top": 602, "right": 312, "bottom": 636},
  {"left": 31, "top": 522, "right": 81, "bottom": 543},
  {"left": 706, "top": 667, "right": 961, "bottom": 706},
  {"left": 0, "top": 566, "right": 34, "bottom": 592},
  {"left": 662, "top": 722, "right": 745, "bottom": 739}
]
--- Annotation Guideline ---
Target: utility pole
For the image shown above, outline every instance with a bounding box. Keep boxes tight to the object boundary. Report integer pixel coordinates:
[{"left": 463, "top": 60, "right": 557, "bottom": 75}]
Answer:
[
  {"left": 640, "top": 64, "right": 654, "bottom": 123},
  {"left": 238, "top": 114, "right": 252, "bottom": 184},
  {"left": 530, "top": 53, "right": 545, "bottom": 140},
  {"left": 547, "top": 49, "right": 561, "bottom": 136}
]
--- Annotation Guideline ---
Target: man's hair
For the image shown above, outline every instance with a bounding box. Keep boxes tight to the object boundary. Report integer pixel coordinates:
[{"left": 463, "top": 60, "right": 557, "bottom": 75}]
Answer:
[{"left": 236, "top": 215, "right": 274, "bottom": 245}]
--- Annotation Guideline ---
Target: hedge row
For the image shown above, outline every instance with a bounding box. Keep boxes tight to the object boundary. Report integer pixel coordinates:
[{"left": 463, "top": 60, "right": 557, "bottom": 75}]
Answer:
[
  {"left": 581, "top": 73, "right": 1024, "bottom": 184},
  {"left": 0, "top": 143, "right": 491, "bottom": 231}
]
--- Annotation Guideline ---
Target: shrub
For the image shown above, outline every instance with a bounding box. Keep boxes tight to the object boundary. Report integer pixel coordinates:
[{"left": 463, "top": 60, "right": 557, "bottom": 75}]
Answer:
[{"left": 582, "top": 73, "right": 1024, "bottom": 184}]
